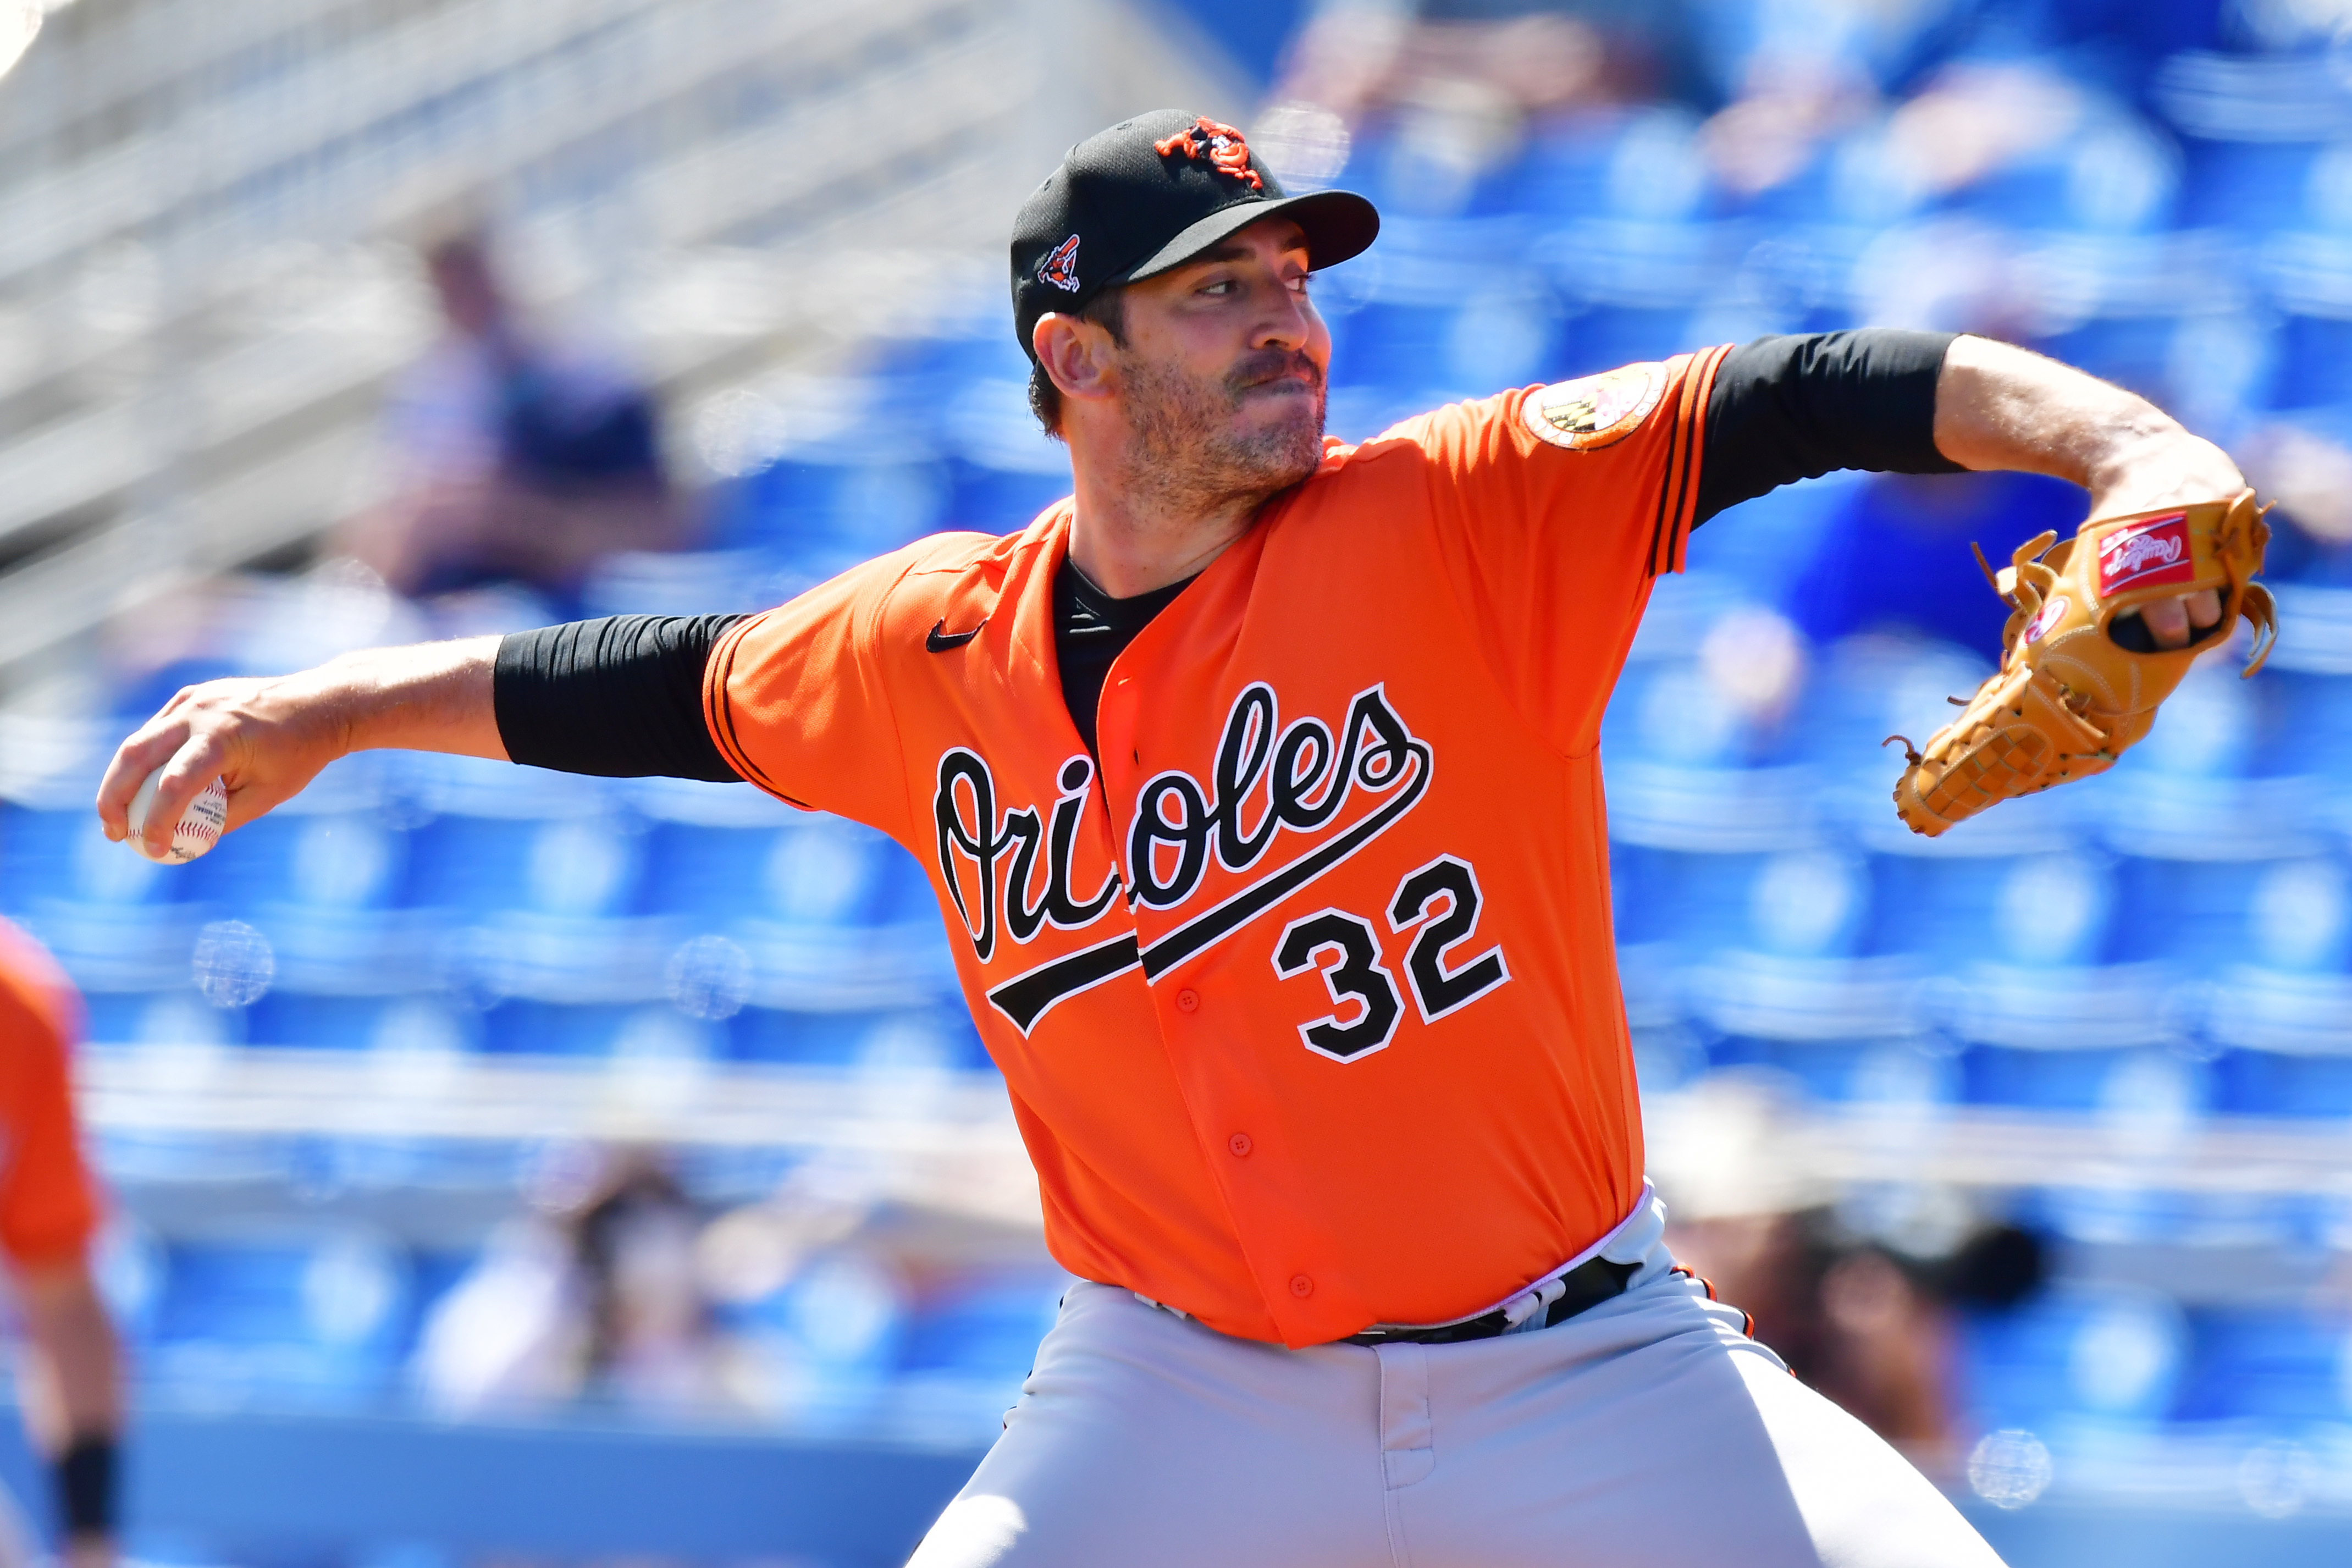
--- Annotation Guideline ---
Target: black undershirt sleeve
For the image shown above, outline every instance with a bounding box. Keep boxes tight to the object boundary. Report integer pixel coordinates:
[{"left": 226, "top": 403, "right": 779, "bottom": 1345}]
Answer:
[
  {"left": 488, "top": 334, "right": 1958, "bottom": 781},
  {"left": 494, "top": 614, "right": 747, "bottom": 781},
  {"left": 1692, "top": 329, "right": 1963, "bottom": 529}
]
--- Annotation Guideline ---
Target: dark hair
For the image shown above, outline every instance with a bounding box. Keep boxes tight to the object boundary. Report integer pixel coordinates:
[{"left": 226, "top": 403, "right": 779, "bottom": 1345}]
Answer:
[{"left": 1028, "top": 286, "right": 1129, "bottom": 438}]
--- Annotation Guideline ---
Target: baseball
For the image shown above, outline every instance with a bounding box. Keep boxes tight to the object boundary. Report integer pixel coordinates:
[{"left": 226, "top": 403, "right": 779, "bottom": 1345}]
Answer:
[{"left": 125, "top": 771, "right": 229, "bottom": 864}]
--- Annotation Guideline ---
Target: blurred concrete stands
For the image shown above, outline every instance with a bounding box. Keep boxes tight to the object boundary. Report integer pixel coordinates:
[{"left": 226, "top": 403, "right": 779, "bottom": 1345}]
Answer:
[{"left": 0, "top": 0, "right": 1216, "bottom": 682}]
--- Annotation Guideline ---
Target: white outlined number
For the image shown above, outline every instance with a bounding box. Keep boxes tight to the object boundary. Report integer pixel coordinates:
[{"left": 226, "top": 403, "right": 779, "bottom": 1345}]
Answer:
[
  {"left": 1388, "top": 853, "right": 1511, "bottom": 1023},
  {"left": 1271, "top": 910, "right": 1404, "bottom": 1062},
  {"left": 1267, "top": 855, "right": 1510, "bottom": 1062}
]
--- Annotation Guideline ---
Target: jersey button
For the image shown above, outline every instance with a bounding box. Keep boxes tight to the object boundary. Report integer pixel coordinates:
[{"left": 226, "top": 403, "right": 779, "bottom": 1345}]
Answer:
[
  {"left": 1228, "top": 1133, "right": 1252, "bottom": 1158},
  {"left": 1289, "top": 1273, "right": 1315, "bottom": 1299},
  {"left": 1175, "top": 988, "right": 1200, "bottom": 1013}
]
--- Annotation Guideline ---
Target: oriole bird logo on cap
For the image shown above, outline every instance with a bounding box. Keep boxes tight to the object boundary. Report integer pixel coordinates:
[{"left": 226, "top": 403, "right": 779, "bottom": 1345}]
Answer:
[
  {"left": 1155, "top": 116, "right": 1265, "bottom": 191},
  {"left": 1039, "top": 234, "right": 1081, "bottom": 292}
]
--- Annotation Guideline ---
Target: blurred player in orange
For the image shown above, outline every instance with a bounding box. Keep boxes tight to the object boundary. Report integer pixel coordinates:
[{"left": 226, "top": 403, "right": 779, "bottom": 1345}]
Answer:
[{"left": 0, "top": 920, "right": 123, "bottom": 1568}]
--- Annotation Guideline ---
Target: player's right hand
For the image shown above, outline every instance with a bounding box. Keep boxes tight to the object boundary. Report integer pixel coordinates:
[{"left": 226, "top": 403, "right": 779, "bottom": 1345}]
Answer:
[{"left": 97, "top": 672, "right": 352, "bottom": 859}]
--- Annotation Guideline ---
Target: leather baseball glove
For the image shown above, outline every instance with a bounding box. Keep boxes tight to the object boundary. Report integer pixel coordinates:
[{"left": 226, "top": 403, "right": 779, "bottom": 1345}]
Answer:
[{"left": 1889, "top": 489, "right": 2278, "bottom": 837}]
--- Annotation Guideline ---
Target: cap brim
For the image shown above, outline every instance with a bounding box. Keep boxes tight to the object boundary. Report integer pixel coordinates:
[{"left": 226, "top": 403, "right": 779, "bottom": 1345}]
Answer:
[{"left": 1120, "top": 189, "right": 1379, "bottom": 284}]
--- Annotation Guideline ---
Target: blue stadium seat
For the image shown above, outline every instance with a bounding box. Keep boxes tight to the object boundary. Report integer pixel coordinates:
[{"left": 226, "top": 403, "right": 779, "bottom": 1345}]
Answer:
[
  {"left": 1317, "top": 214, "right": 1559, "bottom": 403},
  {"left": 580, "top": 549, "right": 799, "bottom": 620},
  {"left": 1540, "top": 219, "right": 1731, "bottom": 380},
  {"left": 93, "top": 1122, "right": 292, "bottom": 1186},
  {"left": 673, "top": 1146, "right": 802, "bottom": 1205},
  {"left": 2256, "top": 588, "right": 2352, "bottom": 774},
  {"left": 322, "top": 1130, "right": 517, "bottom": 1193},
  {"left": 1682, "top": 950, "right": 1951, "bottom": 1103},
  {"left": 2181, "top": 138, "right": 2325, "bottom": 234},
  {"left": 725, "top": 429, "right": 952, "bottom": 567},
  {"left": 467, "top": 914, "right": 674, "bottom": 1056},
  {"left": 942, "top": 376, "right": 1074, "bottom": 535},
  {"left": 1949, "top": 963, "right": 2205, "bottom": 1114},
  {"left": 2153, "top": 51, "right": 2349, "bottom": 229},
  {"left": 2108, "top": 840, "right": 2341, "bottom": 977},
  {"left": 1854, "top": 792, "right": 2075, "bottom": 968},
  {"left": 2029, "top": 234, "right": 2251, "bottom": 411},
  {"left": 90, "top": 1216, "right": 170, "bottom": 1348},
  {"left": 149, "top": 1229, "right": 417, "bottom": 1403},
  {"left": 628, "top": 775, "right": 803, "bottom": 922},
  {"left": 872, "top": 319, "right": 1035, "bottom": 390},
  {"left": 2173, "top": 1309, "right": 2352, "bottom": 1425},
  {"left": 1505, "top": 109, "right": 1711, "bottom": 225},
  {"left": 186, "top": 809, "right": 409, "bottom": 915},
  {"left": 1604, "top": 757, "right": 1825, "bottom": 955},
  {"left": 21, "top": 895, "right": 221, "bottom": 1045},
  {"left": 242, "top": 911, "right": 452, "bottom": 1051},
  {"left": 1961, "top": 1287, "right": 2189, "bottom": 1432},
  {"left": 2, "top": 803, "right": 189, "bottom": 914},
  {"left": 890, "top": 1269, "right": 1066, "bottom": 1440},
  {"left": 729, "top": 998, "right": 978, "bottom": 1072},
  {"left": 718, "top": 1249, "right": 908, "bottom": 1428},
  {"left": 397, "top": 755, "right": 621, "bottom": 916},
  {"left": 2205, "top": 967, "right": 2352, "bottom": 1116}
]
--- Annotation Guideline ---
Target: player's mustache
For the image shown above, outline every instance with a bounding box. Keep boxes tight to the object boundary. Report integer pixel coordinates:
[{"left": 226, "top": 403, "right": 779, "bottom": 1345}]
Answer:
[{"left": 1227, "top": 350, "right": 1323, "bottom": 397}]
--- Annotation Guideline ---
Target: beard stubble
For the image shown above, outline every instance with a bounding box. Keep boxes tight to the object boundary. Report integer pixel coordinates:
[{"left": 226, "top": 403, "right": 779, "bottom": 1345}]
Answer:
[{"left": 1115, "top": 347, "right": 1327, "bottom": 521}]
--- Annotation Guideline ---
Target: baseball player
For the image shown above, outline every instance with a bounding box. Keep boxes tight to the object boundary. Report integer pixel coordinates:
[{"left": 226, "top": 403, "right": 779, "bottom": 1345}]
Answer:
[
  {"left": 0, "top": 920, "right": 124, "bottom": 1568},
  {"left": 101, "top": 112, "right": 2250, "bottom": 1565}
]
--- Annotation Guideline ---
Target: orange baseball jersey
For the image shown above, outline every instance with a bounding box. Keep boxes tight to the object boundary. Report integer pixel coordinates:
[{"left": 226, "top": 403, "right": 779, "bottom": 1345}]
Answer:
[
  {"left": 0, "top": 919, "right": 101, "bottom": 1268},
  {"left": 708, "top": 348, "right": 1730, "bottom": 1345}
]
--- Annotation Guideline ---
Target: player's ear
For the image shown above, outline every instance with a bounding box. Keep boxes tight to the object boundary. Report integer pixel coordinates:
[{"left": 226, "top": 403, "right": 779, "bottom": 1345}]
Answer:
[{"left": 1034, "top": 313, "right": 1116, "bottom": 408}]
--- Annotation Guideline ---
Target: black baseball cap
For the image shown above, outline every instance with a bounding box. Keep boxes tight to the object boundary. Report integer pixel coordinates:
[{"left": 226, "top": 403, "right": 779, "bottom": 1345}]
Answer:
[{"left": 1011, "top": 109, "right": 1380, "bottom": 363}]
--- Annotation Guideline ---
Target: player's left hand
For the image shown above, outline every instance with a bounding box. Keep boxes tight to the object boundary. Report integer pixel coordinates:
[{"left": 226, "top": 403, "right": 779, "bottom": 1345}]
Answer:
[{"left": 2083, "top": 426, "right": 2244, "bottom": 649}]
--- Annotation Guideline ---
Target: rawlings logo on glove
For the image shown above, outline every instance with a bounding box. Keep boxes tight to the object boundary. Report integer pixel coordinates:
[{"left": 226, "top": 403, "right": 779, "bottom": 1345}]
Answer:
[
  {"left": 2098, "top": 516, "right": 2193, "bottom": 594},
  {"left": 1888, "top": 490, "right": 2278, "bottom": 837}
]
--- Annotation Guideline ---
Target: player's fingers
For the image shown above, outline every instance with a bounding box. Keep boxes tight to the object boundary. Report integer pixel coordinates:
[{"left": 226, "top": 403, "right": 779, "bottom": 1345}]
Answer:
[
  {"left": 95, "top": 717, "right": 193, "bottom": 840},
  {"left": 139, "top": 737, "right": 229, "bottom": 859},
  {"left": 2141, "top": 596, "right": 2191, "bottom": 649},
  {"left": 2185, "top": 587, "right": 2223, "bottom": 630}
]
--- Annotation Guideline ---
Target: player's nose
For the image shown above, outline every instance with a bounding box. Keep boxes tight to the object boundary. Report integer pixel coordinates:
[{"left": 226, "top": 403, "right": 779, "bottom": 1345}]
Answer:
[{"left": 1251, "top": 279, "right": 1312, "bottom": 352}]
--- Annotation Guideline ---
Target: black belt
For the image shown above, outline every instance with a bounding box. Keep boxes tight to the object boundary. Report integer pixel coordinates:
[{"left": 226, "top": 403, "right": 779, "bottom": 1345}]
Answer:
[{"left": 1342, "top": 1255, "right": 1637, "bottom": 1347}]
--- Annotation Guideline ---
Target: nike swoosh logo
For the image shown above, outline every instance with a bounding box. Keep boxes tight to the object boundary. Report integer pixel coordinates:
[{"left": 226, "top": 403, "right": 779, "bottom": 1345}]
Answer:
[{"left": 926, "top": 617, "right": 986, "bottom": 653}]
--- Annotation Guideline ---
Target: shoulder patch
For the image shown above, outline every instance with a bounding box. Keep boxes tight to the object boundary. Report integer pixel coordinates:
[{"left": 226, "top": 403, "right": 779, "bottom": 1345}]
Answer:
[{"left": 1523, "top": 362, "right": 1666, "bottom": 451}]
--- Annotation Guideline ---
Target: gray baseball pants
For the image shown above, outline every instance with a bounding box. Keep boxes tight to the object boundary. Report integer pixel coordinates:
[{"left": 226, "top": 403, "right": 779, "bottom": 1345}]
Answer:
[{"left": 904, "top": 1233, "right": 2006, "bottom": 1566}]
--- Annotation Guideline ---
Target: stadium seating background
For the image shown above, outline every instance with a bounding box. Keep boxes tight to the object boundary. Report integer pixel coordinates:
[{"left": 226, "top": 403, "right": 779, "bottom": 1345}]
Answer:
[{"left": 6, "top": 1, "right": 2352, "bottom": 1564}]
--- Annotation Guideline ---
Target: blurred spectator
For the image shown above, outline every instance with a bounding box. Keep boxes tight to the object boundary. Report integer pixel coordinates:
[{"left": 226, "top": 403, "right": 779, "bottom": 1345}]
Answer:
[
  {"left": 1810, "top": 1224, "right": 2045, "bottom": 1465},
  {"left": 1265, "top": 4, "right": 1653, "bottom": 215},
  {"left": 571, "top": 1155, "right": 722, "bottom": 1408},
  {"left": 1673, "top": 1200, "right": 2046, "bottom": 1471},
  {"left": 0, "top": 920, "right": 122, "bottom": 1568},
  {"left": 1658, "top": 1074, "right": 2045, "bottom": 1467},
  {"left": 339, "top": 223, "right": 684, "bottom": 600},
  {"left": 414, "top": 1149, "right": 724, "bottom": 1417}
]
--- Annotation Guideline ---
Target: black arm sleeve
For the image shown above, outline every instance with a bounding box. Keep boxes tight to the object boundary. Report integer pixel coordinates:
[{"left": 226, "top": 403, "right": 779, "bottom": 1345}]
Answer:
[
  {"left": 1692, "top": 329, "right": 1963, "bottom": 528},
  {"left": 493, "top": 614, "right": 748, "bottom": 781}
]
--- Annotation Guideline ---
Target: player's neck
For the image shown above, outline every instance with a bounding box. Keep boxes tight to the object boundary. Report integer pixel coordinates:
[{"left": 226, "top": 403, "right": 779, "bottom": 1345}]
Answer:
[{"left": 1063, "top": 451, "right": 1267, "bottom": 598}]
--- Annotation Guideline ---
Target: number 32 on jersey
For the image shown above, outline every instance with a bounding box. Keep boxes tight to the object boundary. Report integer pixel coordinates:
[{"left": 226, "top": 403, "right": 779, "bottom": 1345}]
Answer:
[{"left": 1271, "top": 853, "right": 1509, "bottom": 1062}]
